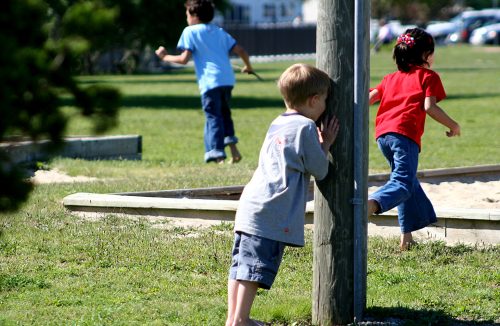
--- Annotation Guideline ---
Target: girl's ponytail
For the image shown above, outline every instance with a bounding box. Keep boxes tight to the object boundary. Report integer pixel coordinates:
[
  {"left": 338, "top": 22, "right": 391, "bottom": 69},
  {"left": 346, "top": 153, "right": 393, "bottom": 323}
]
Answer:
[{"left": 393, "top": 28, "right": 434, "bottom": 72}]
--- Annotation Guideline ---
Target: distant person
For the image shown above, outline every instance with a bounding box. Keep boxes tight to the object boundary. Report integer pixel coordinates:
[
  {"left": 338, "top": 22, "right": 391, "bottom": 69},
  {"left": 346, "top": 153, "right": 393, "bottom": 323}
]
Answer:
[
  {"left": 368, "top": 28, "right": 461, "bottom": 250},
  {"left": 155, "top": 0, "right": 254, "bottom": 164},
  {"left": 292, "top": 14, "right": 303, "bottom": 26},
  {"left": 373, "top": 19, "right": 394, "bottom": 52},
  {"left": 226, "top": 63, "right": 340, "bottom": 326}
]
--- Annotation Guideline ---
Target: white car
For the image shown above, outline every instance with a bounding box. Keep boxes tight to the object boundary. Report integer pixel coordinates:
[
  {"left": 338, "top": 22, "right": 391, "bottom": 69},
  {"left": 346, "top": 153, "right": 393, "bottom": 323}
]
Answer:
[
  {"left": 426, "top": 21, "right": 458, "bottom": 44},
  {"left": 427, "top": 9, "right": 500, "bottom": 44},
  {"left": 469, "top": 22, "right": 500, "bottom": 45}
]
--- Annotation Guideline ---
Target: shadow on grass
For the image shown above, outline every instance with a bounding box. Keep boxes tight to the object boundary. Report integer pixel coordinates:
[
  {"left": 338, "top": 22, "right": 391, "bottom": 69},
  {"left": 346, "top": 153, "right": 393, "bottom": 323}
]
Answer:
[
  {"left": 59, "top": 93, "right": 283, "bottom": 110},
  {"left": 79, "top": 78, "right": 196, "bottom": 85},
  {"left": 365, "top": 306, "right": 497, "bottom": 325},
  {"left": 446, "top": 93, "right": 500, "bottom": 100},
  {"left": 436, "top": 66, "right": 500, "bottom": 73},
  {"left": 120, "top": 95, "right": 283, "bottom": 109}
]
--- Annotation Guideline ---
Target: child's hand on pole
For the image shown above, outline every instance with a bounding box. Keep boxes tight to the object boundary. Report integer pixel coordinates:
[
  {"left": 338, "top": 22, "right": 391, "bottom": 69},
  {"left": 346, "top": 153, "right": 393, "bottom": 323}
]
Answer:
[{"left": 318, "top": 116, "right": 340, "bottom": 152}]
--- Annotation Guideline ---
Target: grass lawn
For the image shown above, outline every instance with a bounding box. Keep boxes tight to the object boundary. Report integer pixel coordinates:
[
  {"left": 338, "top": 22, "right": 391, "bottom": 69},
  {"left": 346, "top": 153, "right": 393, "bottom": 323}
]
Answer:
[{"left": 1, "top": 45, "right": 499, "bottom": 325}]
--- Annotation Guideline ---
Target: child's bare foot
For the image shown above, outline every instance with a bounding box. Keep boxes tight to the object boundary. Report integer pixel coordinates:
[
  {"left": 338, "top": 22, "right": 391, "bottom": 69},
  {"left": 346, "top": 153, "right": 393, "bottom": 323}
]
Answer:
[
  {"left": 367, "top": 199, "right": 380, "bottom": 216},
  {"left": 229, "top": 144, "right": 242, "bottom": 164},
  {"left": 230, "top": 318, "right": 265, "bottom": 326},
  {"left": 400, "top": 233, "right": 416, "bottom": 251}
]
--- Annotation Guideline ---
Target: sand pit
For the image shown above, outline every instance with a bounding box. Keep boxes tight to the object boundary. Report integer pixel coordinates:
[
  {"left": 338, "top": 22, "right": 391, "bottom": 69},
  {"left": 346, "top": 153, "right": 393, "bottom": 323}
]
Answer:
[
  {"left": 36, "top": 167, "right": 500, "bottom": 210},
  {"left": 369, "top": 174, "right": 500, "bottom": 210}
]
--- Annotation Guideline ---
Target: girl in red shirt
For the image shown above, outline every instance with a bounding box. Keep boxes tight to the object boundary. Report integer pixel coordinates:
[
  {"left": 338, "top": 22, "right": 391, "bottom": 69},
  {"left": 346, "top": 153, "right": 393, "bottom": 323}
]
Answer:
[{"left": 368, "top": 28, "right": 461, "bottom": 250}]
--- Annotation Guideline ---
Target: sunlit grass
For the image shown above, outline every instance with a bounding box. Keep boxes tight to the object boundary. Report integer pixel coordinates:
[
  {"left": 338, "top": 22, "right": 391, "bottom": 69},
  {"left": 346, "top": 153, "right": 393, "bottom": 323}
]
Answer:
[{"left": 1, "top": 46, "right": 499, "bottom": 325}]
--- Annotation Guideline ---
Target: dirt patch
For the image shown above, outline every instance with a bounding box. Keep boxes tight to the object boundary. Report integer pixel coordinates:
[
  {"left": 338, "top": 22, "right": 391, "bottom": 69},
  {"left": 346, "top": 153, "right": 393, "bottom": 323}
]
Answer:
[
  {"left": 31, "top": 169, "right": 97, "bottom": 184},
  {"left": 474, "top": 46, "right": 500, "bottom": 53}
]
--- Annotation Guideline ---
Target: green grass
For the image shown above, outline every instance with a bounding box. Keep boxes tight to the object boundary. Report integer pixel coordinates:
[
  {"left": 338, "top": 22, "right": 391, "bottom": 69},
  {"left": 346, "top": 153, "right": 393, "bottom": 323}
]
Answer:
[{"left": 1, "top": 45, "right": 499, "bottom": 325}]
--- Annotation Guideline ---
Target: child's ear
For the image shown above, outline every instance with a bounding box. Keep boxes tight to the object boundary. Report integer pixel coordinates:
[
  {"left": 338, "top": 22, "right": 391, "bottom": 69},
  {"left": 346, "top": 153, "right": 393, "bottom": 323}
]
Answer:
[{"left": 309, "top": 94, "right": 319, "bottom": 105}]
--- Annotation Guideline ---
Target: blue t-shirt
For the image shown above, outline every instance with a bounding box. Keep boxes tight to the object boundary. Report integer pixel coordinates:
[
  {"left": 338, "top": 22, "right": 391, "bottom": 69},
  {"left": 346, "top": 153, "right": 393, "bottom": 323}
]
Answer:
[
  {"left": 177, "top": 23, "right": 236, "bottom": 94},
  {"left": 234, "top": 114, "right": 330, "bottom": 247}
]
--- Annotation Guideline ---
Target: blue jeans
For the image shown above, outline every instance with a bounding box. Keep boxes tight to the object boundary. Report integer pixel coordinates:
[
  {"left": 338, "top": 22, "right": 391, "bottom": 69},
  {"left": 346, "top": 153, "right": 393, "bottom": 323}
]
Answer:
[
  {"left": 369, "top": 133, "right": 437, "bottom": 233},
  {"left": 201, "top": 86, "right": 238, "bottom": 162}
]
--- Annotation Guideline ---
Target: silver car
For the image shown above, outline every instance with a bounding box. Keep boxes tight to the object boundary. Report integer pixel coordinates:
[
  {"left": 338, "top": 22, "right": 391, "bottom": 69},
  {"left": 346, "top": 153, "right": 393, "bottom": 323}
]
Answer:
[{"left": 470, "top": 22, "right": 500, "bottom": 45}]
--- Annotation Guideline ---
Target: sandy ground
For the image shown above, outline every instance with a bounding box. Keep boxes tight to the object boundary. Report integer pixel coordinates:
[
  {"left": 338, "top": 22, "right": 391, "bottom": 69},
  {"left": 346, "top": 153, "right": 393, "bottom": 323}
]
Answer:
[
  {"left": 31, "top": 169, "right": 97, "bottom": 184},
  {"left": 34, "top": 168, "right": 500, "bottom": 236},
  {"left": 33, "top": 169, "right": 500, "bottom": 210},
  {"left": 34, "top": 168, "right": 500, "bottom": 212}
]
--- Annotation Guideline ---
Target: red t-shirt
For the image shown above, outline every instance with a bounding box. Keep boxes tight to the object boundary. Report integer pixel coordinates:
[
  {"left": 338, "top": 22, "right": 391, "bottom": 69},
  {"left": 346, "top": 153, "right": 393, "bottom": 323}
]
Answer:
[{"left": 374, "top": 66, "right": 446, "bottom": 150}]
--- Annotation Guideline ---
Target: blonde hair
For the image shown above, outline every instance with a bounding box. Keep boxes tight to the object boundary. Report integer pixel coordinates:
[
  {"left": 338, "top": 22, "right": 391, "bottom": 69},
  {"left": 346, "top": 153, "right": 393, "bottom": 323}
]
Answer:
[{"left": 277, "top": 63, "right": 331, "bottom": 108}]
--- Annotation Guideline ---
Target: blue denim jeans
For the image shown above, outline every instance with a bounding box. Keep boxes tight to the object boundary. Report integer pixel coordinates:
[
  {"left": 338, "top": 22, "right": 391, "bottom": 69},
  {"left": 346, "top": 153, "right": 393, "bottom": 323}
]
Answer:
[
  {"left": 369, "top": 133, "right": 437, "bottom": 233},
  {"left": 201, "top": 86, "right": 238, "bottom": 162}
]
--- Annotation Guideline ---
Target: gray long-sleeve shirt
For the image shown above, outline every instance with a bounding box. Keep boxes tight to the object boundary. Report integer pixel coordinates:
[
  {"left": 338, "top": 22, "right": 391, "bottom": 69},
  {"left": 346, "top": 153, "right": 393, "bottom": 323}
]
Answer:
[{"left": 234, "top": 113, "right": 329, "bottom": 246}]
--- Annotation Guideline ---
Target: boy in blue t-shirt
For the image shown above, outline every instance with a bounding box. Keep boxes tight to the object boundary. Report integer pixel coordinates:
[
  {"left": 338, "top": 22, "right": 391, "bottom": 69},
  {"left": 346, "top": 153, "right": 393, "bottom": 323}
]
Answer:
[
  {"left": 226, "top": 64, "right": 340, "bottom": 326},
  {"left": 156, "top": 0, "right": 254, "bottom": 163}
]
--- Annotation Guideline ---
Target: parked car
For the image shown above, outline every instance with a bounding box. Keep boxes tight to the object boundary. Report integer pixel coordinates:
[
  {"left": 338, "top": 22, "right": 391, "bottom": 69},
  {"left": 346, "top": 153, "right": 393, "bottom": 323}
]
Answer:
[
  {"left": 426, "top": 9, "right": 500, "bottom": 44},
  {"left": 469, "top": 22, "right": 500, "bottom": 45},
  {"left": 426, "top": 21, "right": 458, "bottom": 44},
  {"left": 446, "top": 9, "right": 500, "bottom": 43}
]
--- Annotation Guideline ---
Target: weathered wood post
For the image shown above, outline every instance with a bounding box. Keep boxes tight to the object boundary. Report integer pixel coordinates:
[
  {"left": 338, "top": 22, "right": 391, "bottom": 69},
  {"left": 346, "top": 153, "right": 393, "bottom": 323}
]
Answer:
[{"left": 313, "top": 0, "right": 369, "bottom": 324}]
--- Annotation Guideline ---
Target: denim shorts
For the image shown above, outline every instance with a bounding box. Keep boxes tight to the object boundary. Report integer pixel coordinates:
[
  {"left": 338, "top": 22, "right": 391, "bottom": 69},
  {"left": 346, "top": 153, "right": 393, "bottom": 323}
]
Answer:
[{"left": 228, "top": 232, "right": 286, "bottom": 290}]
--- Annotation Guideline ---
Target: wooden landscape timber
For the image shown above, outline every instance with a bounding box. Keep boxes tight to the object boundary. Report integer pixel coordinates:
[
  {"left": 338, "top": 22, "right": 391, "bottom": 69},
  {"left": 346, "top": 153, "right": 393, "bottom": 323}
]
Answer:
[
  {"left": 63, "top": 165, "right": 500, "bottom": 246},
  {"left": 1, "top": 135, "right": 142, "bottom": 163}
]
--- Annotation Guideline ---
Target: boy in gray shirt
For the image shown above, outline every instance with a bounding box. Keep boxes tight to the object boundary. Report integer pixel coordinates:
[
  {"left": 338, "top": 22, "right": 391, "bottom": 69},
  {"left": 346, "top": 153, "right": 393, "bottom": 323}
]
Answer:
[{"left": 226, "top": 63, "right": 340, "bottom": 326}]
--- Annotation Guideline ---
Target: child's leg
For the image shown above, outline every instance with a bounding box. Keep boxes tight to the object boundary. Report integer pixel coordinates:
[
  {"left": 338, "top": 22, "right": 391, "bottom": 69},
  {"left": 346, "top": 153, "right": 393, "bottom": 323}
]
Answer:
[
  {"left": 228, "top": 143, "right": 242, "bottom": 163},
  {"left": 219, "top": 86, "right": 242, "bottom": 163},
  {"left": 228, "top": 280, "right": 260, "bottom": 326},
  {"left": 400, "top": 232, "right": 415, "bottom": 250},
  {"left": 369, "top": 134, "right": 430, "bottom": 249},
  {"left": 226, "top": 279, "right": 238, "bottom": 326},
  {"left": 202, "top": 88, "right": 227, "bottom": 163},
  {"left": 367, "top": 199, "right": 380, "bottom": 216},
  {"left": 227, "top": 232, "right": 285, "bottom": 325},
  {"left": 397, "top": 180, "right": 437, "bottom": 232},
  {"left": 368, "top": 134, "right": 417, "bottom": 213}
]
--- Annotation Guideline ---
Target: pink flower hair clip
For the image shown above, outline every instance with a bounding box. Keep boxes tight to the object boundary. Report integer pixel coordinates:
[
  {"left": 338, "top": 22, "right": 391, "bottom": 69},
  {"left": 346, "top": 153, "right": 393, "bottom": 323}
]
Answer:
[{"left": 397, "top": 34, "right": 415, "bottom": 47}]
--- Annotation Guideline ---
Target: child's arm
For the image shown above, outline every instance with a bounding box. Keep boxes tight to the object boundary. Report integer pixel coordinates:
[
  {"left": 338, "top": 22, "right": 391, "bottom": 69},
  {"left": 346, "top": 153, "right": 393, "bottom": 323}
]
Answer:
[
  {"left": 155, "top": 46, "right": 191, "bottom": 65},
  {"left": 231, "top": 44, "right": 253, "bottom": 73},
  {"left": 369, "top": 89, "right": 380, "bottom": 105},
  {"left": 318, "top": 116, "right": 340, "bottom": 154},
  {"left": 425, "top": 96, "right": 461, "bottom": 137}
]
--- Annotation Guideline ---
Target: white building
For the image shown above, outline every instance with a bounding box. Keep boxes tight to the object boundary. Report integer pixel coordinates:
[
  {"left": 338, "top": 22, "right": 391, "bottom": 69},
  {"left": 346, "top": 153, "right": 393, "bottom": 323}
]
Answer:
[
  {"left": 222, "top": 0, "right": 303, "bottom": 25},
  {"left": 302, "top": 0, "right": 318, "bottom": 24}
]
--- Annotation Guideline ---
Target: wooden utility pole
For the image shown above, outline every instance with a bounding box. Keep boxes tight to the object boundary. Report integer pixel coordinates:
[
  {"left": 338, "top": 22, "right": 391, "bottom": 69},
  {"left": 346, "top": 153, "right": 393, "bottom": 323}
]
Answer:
[{"left": 313, "top": 0, "right": 369, "bottom": 324}]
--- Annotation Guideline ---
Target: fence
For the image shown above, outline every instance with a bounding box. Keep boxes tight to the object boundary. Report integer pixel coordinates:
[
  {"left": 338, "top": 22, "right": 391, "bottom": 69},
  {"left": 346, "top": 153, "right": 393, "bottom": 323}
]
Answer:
[{"left": 225, "top": 24, "right": 317, "bottom": 56}]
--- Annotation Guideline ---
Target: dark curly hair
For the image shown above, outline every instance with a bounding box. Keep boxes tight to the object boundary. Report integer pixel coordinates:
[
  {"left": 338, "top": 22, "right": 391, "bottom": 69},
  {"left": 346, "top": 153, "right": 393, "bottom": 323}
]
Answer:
[
  {"left": 393, "top": 28, "right": 435, "bottom": 72},
  {"left": 185, "top": 0, "right": 214, "bottom": 23}
]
